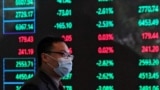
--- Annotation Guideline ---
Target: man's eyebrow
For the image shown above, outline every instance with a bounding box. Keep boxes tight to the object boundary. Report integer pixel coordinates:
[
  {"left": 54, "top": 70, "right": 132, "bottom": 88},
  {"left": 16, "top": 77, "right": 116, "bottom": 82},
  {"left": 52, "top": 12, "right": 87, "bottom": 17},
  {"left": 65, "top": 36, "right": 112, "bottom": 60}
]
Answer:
[
  {"left": 59, "top": 50, "right": 70, "bottom": 53},
  {"left": 59, "top": 50, "right": 67, "bottom": 52}
]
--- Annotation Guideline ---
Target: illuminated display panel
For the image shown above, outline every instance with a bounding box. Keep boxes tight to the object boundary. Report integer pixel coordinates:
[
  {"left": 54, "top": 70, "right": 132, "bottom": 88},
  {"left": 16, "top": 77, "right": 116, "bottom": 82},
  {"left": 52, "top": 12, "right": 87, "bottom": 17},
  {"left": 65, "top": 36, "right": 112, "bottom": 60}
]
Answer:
[{"left": 0, "top": 0, "right": 160, "bottom": 90}]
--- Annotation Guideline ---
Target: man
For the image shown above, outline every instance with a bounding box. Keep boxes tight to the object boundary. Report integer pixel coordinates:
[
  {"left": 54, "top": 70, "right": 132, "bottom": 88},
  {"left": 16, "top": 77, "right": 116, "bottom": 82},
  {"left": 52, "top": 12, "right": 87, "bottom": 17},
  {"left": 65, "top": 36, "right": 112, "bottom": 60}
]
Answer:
[{"left": 20, "top": 36, "right": 74, "bottom": 90}]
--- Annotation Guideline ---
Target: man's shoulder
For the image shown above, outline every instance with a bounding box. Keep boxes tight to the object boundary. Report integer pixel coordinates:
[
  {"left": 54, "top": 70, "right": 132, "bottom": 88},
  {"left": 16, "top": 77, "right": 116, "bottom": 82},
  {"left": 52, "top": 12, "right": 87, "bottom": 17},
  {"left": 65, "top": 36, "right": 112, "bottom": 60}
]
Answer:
[
  {"left": 21, "top": 71, "right": 46, "bottom": 90},
  {"left": 26, "top": 75, "right": 42, "bottom": 84},
  {"left": 21, "top": 76, "right": 40, "bottom": 89},
  {"left": 20, "top": 83, "right": 40, "bottom": 90},
  {"left": 21, "top": 70, "right": 59, "bottom": 90}
]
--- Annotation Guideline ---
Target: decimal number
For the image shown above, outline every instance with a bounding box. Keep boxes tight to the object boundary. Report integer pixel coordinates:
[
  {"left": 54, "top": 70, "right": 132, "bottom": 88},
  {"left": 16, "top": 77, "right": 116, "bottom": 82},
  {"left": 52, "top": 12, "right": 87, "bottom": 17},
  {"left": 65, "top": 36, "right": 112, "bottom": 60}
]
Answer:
[
  {"left": 16, "top": 86, "right": 22, "bottom": 90},
  {"left": 98, "top": 33, "right": 114, "bottom": 41},
  {"left": 18, "top": 48, "right": 34, "bottom": 55},
  {"left": 18, "top": 36, "right": 34, "bottom": 43},
  {"left": 141, "top": 32, "right": 159, "bottom": 40},
  {"left": 138, "top": 72, "right": 159, "bottom": 79},
  {"left": 138, "top": 19, "right": 159, "bottom": 27},
  {"left": 61, "top": 35, "right": 72, "bottom": 42},
  {"left": 15, "top": 0, "right": 34, "bottom": 6},
  {"left": 139, "top": 85, "right": 159, "bottom": 90},
  {"left": 141, "top": 45, "right": 159, "bottom": 53},
  {"left": 16, "top": 61, "right": 34, "bottom": 68},
  {"left": 139, "top": 59, "right": 159, "bottom": 66},
  {"left": 138, "top": 5, "right": 159, "bottom": 13},
  {"left": 15, "top": 23, "right": 34, "bottom": 31},
  {"left": 98, "top": 46, "right": 114, "bottom": 54},
  {"left": 15, "top": 73, "right": 34, "bottom": 80},
  {"left": 15, "top": 10, "right": 34, "bottom": 19},
  {"left": 97, "top": 86, "right": 114, "bottom": 90}
]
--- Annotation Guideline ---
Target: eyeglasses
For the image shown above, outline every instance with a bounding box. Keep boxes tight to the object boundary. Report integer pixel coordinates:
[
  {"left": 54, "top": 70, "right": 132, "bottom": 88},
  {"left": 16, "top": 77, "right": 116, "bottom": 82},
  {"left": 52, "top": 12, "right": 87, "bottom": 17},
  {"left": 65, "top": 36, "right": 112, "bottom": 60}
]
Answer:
[{"left": 45, "top": 51, "right": 74, "bottom": 59}]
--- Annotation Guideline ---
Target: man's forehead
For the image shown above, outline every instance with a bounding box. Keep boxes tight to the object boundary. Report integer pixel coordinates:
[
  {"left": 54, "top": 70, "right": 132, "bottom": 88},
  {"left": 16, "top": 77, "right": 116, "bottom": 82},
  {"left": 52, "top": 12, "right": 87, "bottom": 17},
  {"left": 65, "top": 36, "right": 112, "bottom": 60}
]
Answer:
[{"left": 51, "top": 42, "right": 69, "bottom": 52}]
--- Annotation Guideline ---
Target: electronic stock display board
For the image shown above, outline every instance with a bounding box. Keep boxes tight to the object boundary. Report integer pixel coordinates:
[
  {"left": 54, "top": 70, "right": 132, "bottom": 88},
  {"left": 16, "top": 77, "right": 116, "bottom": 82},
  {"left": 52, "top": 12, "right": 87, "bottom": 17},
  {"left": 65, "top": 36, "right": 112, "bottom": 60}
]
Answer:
[{"left": 0, "top": 0, "right": 160, "bottom": 90}]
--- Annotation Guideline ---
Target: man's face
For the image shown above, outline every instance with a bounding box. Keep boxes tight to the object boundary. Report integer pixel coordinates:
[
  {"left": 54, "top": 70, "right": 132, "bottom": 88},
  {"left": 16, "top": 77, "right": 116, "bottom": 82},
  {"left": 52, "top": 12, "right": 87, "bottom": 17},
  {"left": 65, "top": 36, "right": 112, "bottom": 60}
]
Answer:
[
  {"left": 42, "top": 42, "right": 71, "bottom": 68},
  {"left": 50, "top": 42, "right": 70, "bottom": 59}
]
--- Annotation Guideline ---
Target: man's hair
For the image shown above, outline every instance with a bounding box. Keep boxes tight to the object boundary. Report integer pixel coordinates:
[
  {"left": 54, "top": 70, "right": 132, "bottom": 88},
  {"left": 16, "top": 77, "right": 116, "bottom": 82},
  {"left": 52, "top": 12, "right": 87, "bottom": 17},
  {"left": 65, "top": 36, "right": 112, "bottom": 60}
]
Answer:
[{"left": 37, "top": 36, "right": 64, "bottom": 67}]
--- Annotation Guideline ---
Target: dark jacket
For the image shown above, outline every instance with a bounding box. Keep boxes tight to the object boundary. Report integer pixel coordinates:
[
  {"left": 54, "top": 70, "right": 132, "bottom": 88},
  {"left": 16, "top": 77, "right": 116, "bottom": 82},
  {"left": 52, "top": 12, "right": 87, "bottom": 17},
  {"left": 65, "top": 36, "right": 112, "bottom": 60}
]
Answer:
[{"left": 20, "top": 70, "right": 63, "bottom": 90}]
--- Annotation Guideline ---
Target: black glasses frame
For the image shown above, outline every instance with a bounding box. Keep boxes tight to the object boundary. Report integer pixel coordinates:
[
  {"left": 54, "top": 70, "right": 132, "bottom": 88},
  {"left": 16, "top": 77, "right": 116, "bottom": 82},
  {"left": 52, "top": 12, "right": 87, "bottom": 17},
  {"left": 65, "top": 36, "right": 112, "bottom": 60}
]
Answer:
[{"left": 45, "top": 51, "right": 73, "bottom": 58}]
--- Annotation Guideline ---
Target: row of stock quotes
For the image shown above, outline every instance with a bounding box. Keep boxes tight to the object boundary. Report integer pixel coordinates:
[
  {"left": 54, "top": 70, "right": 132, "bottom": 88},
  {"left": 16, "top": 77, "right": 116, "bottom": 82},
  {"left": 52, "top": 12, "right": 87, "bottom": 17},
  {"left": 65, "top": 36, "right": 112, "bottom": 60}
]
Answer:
[
  {"left": 137, "top": 4, "right": 160, "bottom": 90},
  {"left": 3, "top": 0, "right": 73, "bottom": 90},
  {"left": 2, "top": 0, "right": 160, "bottom": 90},
  {"left": 96, "top": 1, "right": 160, "bottom": 90},
  {"left": 3, "top": 0, "right": 36, "bottom": 90}
]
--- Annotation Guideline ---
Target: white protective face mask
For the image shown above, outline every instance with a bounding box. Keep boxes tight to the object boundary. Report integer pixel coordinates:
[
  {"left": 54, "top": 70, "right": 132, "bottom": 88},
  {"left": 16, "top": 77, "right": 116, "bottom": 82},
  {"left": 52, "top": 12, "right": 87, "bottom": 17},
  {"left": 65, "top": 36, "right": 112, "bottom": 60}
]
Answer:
[{"left": 46, "top": 54, "right": 73, "bottom": 77}]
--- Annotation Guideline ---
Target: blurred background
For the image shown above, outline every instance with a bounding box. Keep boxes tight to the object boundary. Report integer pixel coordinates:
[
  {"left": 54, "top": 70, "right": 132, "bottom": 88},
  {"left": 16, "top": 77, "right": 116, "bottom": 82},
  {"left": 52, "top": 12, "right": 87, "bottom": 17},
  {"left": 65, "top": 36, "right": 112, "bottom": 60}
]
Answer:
[{"left": 0, "top": 0, "right": 160, "bottom": 90}]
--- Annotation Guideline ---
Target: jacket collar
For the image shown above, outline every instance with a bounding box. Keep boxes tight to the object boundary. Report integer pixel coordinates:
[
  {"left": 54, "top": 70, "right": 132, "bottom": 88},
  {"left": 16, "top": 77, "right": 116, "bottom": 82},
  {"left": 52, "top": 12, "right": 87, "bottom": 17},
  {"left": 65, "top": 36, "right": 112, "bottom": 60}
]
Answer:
[{"left": 38, "top": 69, "right": 59, "bottom": 90}]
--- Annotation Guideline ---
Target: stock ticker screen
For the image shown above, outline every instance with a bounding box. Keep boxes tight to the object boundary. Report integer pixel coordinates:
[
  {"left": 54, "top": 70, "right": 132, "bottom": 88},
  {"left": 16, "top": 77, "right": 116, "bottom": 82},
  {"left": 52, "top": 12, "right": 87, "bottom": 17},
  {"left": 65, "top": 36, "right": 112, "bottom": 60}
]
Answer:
[{"left": 0, "top": 0, "right": 160, "bottom": 90}]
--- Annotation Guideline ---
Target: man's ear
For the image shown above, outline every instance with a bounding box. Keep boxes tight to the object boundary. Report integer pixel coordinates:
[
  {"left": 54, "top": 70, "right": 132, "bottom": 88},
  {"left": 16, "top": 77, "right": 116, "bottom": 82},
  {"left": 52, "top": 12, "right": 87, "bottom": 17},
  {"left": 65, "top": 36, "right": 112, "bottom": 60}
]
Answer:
[{"left": 41, "top": 53, "right": 49, "bottom": 63}]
